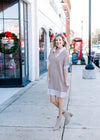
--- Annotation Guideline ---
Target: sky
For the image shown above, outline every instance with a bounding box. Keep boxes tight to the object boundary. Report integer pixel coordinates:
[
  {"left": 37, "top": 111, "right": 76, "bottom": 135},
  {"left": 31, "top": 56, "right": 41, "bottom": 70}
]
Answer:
[{"left": 70, "top": 0, "right": 100, "bottom": 41}]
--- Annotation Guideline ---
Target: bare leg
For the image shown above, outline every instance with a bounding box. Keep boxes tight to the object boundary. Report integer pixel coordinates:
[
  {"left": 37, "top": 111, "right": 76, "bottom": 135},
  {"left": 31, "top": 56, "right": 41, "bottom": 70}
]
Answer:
[
  {"left": 50, "top": 95, "right": 65, "bottom": 113},
  {"left": 50, "top": 95, "right": 59, "bottom": 107},
  {"left": 58, "top": 97, "right": 64, "bottom": 118},
  {"left": 56, "top": 97, "right": 65, "bottom": 114}
]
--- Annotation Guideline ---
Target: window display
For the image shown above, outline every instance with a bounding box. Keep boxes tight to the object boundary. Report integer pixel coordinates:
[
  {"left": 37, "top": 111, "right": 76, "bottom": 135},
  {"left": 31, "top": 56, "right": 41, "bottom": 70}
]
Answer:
[
  {"left": 39, "top": 28, "right": 47, "bottom": 75},
  {"left": 0, "top": 0, "right": 29, "bottom": 86}
]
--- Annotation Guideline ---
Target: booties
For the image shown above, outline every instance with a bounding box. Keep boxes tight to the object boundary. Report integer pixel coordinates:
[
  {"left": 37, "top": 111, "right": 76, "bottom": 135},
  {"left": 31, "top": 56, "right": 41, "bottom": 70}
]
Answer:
[
  {"left": 63, "top": 111, "right": 73, "bottom": 125},
  {"left": 53, "top": 116, "right": 62, "bottom": 131}
]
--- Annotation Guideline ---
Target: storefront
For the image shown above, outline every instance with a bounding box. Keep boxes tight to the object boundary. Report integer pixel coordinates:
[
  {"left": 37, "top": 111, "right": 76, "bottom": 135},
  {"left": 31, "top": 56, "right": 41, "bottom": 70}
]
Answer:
[
  {"left": 0, "top": 0, "right": 29, "bottom": 86},
  {"left": 39, "top": 28, "right": 47, "bottom": 75}
]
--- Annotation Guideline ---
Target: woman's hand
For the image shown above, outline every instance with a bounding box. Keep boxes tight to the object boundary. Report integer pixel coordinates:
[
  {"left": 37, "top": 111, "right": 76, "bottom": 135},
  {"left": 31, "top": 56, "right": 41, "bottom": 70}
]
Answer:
[
  {"left": 66, "top": 84, "right": 69, "bottom": 89},
  {"left": 65, "top": 81, "right": 70, "bottom": 88},
  {"left": 47, "top": 77, "right": 50, "bottom": 83}
]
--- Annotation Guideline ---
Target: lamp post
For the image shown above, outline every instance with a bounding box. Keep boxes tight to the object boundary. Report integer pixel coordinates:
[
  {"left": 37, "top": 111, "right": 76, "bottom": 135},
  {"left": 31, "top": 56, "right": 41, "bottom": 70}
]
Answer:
[
  {"left": 85, "top": 0, "right": 94, "bottom": 70},
  {"left": 82, "top": 0, "right": 96, "bottom": 79}
]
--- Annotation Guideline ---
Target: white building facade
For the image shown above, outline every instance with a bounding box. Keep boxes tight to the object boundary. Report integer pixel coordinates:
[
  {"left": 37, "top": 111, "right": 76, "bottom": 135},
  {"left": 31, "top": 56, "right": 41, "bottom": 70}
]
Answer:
[{"left": 0, "top": 0, "right": 66, "bottom": 87}]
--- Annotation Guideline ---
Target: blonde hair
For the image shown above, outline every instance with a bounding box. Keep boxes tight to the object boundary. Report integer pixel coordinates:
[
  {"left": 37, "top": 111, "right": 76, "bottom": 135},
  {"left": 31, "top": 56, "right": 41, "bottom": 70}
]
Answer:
[{"left": 52, "top": 34, "right": 68, "bottom": 49}]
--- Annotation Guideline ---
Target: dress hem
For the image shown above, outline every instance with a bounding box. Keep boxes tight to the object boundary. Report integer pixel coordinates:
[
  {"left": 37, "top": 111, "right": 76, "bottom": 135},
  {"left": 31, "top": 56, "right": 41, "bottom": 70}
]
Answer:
[{"left": 48, "top": 88, "right": 68, "bottom": 98}]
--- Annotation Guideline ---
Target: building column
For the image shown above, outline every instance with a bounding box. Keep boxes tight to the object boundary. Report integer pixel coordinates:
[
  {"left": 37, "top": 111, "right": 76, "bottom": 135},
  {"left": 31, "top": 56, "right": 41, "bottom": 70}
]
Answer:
[
  {"left": 28, "top": 0, "right": 39, "bottom": 81},
  {"left": 34, "top": 0, "right": 39, "bottom": 80},
  {"left": 28, "top": 1, "right": 35, "bottom": 82}
]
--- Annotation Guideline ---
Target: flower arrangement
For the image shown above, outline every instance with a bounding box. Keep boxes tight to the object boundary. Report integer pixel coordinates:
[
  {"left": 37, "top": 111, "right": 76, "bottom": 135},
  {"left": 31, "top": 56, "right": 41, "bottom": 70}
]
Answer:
[
  {"left": 49, "top": 29, "right": 54, "bottom": 42},
  {"left": 40, "top": 34, "right": 44, "bottom": 42},
  {"left": 51, "top": 34, "right": 54, "bottom": 41}
]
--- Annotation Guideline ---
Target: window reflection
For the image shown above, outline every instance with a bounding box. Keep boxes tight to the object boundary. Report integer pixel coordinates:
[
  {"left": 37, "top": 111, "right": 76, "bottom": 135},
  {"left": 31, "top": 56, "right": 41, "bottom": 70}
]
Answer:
[
  {"left": 0, "top": 20, "right": 3, "bottom": 32},
  {"left": 4, "top": 0, "right": 18, "bottom": 18},
  {"left": 4, "top": 20, "right": 19, "bottom": 38},
  {"left": 5, "top": 59, "right": 20, "bottom": 79}
]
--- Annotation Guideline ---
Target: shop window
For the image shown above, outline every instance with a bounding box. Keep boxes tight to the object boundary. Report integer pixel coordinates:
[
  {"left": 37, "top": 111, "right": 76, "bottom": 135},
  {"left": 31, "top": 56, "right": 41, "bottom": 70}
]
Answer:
[
  {"left": 4, "top": 0, "right": 18, "bottom": 18},
  {"left": 39, "top": 28, "right": 47, "bottom": 75},
  {"left": 0, "top": 0, "right": 29, "bottom": 86},
  {"left": 49, "top": 28, "right": 54, "bottom": 48}
]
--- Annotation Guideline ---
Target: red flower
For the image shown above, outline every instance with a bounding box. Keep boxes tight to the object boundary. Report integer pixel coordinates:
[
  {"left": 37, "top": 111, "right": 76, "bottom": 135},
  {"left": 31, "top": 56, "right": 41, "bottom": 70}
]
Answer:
[
  {"left": 51, "top": 34, "right": 54, "bottom": 40},
  {"left": 64, "top": 33, "right": 67, "bottom": 38}
]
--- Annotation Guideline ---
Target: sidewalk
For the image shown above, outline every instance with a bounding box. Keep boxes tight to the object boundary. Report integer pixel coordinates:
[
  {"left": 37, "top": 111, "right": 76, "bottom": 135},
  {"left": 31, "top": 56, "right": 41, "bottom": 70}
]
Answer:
[
  {"left": 0, "top": 81, "right": 35, "bottom": 113},
  {"left": 63, "top": 65, "right": 100, "bottom": 140},
  {"left": 0, "top": 70, "right": 71, "bottom": 140},
  {"left": 0, "top": 65, "right": 100, "bottom": 140}
]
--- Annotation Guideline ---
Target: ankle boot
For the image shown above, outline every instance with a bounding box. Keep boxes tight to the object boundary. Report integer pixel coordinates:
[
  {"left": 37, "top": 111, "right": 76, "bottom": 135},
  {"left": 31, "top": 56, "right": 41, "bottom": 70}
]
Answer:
[
  {"left": 63, "top": 111, "right": 73, "bottom": 125},
  {"left": 53, "top": 116, "right": 62, "bottom": 131}
]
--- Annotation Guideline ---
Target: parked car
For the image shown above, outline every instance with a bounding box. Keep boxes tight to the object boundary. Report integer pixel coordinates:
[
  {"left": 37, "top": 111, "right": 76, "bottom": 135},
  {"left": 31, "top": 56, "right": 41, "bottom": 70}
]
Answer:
[
  {"left": 93, "top": 49, "right": 100, "bottom": 67},
  {"left": 91, "top": 45, "right": 100, "bottom": 62}
]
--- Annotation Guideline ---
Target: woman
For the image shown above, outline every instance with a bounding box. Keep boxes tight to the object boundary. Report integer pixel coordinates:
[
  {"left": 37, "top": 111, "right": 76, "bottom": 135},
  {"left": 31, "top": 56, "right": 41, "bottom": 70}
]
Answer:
[{"left": 47, "top": 34, "right": 72, "bottom": 131}]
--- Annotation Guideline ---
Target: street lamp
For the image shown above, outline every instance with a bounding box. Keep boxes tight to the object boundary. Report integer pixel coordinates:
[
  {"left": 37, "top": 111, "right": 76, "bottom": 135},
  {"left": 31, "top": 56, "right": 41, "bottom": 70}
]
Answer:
[
  {"left": 85, "top": 0, "right": 94, "bottom": 70},
  {"left": 82, "top": 0, "right": 96, "bottom": 79}
]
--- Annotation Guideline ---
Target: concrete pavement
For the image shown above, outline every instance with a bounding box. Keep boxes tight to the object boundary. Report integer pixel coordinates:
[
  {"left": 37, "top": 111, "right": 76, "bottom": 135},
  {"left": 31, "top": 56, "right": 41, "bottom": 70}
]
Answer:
[
  {"left": 0, "top": 70, "right": 71, "bottom": 140},
  {"left": 0, "top": 65, "right": 100, "bottom": 139},
  {"left": 63, "top": 65, "right": 100, "bottom": 140}
]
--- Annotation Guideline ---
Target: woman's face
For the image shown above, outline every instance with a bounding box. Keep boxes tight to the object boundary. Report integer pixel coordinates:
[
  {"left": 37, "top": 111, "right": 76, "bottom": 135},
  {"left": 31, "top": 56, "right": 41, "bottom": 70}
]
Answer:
[{"left": 55, "top": 36, "right": 64, "bottom": 48}]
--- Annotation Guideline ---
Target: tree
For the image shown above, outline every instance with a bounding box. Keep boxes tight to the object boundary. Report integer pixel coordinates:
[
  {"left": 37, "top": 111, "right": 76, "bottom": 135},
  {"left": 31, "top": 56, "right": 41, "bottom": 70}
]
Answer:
[{"left": 92, "top": 28, "right": 100, "bottom": 45}]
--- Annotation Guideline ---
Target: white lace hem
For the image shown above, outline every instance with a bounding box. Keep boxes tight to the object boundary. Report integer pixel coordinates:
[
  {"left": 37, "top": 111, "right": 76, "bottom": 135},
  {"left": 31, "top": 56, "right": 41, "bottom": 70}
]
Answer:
[{"left": 48, "top": 89, "right": 68, "bottom": 98}]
